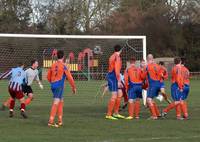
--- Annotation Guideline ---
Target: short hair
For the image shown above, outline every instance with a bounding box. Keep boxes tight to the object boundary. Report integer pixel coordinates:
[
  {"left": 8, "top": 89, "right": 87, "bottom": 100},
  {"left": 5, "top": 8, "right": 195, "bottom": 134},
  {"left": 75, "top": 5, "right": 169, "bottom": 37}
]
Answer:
[
  {"left": 129, "top": 56, "right": 136, "bottom": 63},
  {"left": 114, "top": 45, "right": 122, "bottom": 52},
  {"left": 57, "top": 50, "right": 64, "bottom": 59},
  {"left": 31, "top": 59, "right": 38, "bottom": 66},
  {"left": 174, "top": 57, "right": 181, "bottom": 65},
  {"left": 159, "top": 61, "right": 164, "bottom": 66},
  {"left": 181, "top": 57, "right": 186, "bottom": 65}
]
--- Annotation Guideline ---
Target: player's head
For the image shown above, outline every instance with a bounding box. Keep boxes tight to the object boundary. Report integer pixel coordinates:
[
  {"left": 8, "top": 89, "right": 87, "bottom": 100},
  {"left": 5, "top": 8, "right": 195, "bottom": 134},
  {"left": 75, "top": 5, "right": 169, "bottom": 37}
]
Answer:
[
  {"left": 174, "top": 57, "right": 181, "bottom": 65},
  {"left": 159, "top": 61, "right": 165, "bottom": 66},
  {"left": 17, "top": 62, "right": 25, "bottom": 68},
  {"left": 129, "top": 56, "right": 136, "bottom": 64},
  {"left": 140, "top": 59, "right": 146, "bottom": 67},
  {"left": 181, "top": 57, "right": 186, "bottom": 66},
  {"left": 147, "top": 54, "right": 154, "bottom": 63},
  {"left": 57, "top": 50, "right": 65, "bottom": 60},
  {"left": 114, "top": 45, "right": 122, "bottom": 53},
  {"left": 31, "top": 59, "right": 38, "bottom": 69}
]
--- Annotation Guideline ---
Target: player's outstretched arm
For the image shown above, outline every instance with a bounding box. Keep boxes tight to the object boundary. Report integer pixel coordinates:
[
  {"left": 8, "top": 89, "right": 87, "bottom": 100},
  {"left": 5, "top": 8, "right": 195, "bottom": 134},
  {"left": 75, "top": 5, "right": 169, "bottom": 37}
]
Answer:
[{"left": 0, "top": 70, "right": 12, "bottom": 80}]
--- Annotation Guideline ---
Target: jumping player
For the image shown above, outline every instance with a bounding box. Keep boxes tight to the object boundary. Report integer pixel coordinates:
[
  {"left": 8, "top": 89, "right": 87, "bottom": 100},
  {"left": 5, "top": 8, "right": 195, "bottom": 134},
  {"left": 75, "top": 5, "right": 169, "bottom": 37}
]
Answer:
[
  {"left": 105, "top": 45, "right": 124, "bottom": 120},
  {"left": 47, "top": 50, "right": 76, "bottom": 127},
  {"left": 0, "top": 62, "right": 27, "bottom": 118}
]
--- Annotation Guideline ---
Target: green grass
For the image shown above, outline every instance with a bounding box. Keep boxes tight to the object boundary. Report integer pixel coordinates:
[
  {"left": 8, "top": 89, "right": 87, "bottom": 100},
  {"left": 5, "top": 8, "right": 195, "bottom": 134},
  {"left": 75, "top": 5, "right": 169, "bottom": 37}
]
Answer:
[{"left": 0, "top": 80, "right": 200, "bottom": 142}]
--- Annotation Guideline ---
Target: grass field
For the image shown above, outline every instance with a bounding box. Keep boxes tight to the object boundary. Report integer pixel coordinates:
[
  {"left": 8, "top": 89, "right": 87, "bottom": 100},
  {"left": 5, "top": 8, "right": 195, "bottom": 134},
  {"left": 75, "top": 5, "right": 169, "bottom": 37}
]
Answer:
[{"left": 0, "top": 80, "right": 200, "bottom": 142}]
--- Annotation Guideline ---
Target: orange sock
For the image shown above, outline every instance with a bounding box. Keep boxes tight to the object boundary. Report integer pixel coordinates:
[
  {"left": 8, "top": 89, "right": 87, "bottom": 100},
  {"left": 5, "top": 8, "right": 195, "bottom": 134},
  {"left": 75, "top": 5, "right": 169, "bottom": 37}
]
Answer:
[
  {"left": 180, "top": 101, "right": 188, "bottom": 118},
  {"left": 175, "top": 103, "right": 181, "bottom": 118},
  {"left": 57, "top": 101, "right": 64, "bottom": 123},
  {"left": 25, "top": 97, "right": 32, "bottom": 105},
  {"left": 163, "top": 102, "right": 175, "bottom": 113},
  {"left": 135, "top": 100, "right": 140, "bottom": 118},
  {"left": 49, "top": 104, "right": 58, "bottom": 124},
  {"left": 3, "top": 97, "right": 12, "bottom": 107},
  {"left": 148, "top": 102, "right": 157, "bottom": 118},
  {"left": 128, "top": 102, "right": 134, "bottom": 117},
  {"left": 107, "top": 98, "right": 116, "bottom": 116},
  {"left": 114, "top": 97, "right": 121, "bottom": 114},
  {"left": 153, "top": 102, "right": 160, "bottom": 116}
]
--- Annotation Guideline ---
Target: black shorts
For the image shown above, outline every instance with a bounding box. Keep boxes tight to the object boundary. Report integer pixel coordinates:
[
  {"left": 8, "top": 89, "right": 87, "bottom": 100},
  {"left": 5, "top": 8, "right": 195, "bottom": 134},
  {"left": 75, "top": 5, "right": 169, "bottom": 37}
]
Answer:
[{"left": 22, "top": 84, "right": 33, "bottom": 95}]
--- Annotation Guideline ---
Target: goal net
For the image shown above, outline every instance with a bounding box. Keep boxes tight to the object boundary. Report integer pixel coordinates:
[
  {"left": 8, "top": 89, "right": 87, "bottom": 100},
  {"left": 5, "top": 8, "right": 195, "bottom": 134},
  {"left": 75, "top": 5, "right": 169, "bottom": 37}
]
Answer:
[{"left": 0, "top": 34, "right": 146, "bottom": 82}]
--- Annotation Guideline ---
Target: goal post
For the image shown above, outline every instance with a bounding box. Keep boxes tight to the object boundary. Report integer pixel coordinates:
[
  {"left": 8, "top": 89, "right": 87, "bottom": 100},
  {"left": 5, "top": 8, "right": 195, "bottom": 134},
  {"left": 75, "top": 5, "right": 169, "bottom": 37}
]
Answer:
[{"left": 0, "top": 34, "right": 146, "bottom": 81}]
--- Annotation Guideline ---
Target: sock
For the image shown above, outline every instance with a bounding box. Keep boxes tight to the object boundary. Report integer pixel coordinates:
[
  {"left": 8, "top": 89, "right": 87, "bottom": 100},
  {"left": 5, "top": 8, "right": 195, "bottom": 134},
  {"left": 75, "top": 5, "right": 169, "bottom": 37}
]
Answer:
[
  {"left": 20, "top": 103, "right": 26, "bottom": 112},
  {"left": 25, "top": 97, "right": 32, "bottom": 105},
  {"left": 148, "top": 101, "right": 157, "bottom": 118},
  {"left": 9, "top": 99, "right": 15, "bottom": 110},
  {"left": 123, "top": 93, "right": 128, "bottom": 104},
  {"left": 57, "top": 101, "right": 64, "bottom": 123},
  {"left": 153, "top": 102, "right": 160, "bottom": 116},
  {"left": 107, "top": 98, "right": 116, "bottom": 116},
  {"left": 175, "top": 103, "right": 181, "bottom": 118},
  {"left": 114, "top": 97, "right": 121, "bottom": 114},
  {"left": 3, "top": 97, "right": 12, "bottom": 107},
  {"left": 180, "top": 101, "right": 188, "bottom": 118},
  {"left": 135, "top": 100, "right": 140, "bottom": 117},
  {"left": 49, "top": 104, "right": 58, "bottom": 124},
  {"left": 163, "top": 102, "right": 176, "bottom": 113},
  {"left": 128, "top": 102, "right": 134, "bottom": 117}
]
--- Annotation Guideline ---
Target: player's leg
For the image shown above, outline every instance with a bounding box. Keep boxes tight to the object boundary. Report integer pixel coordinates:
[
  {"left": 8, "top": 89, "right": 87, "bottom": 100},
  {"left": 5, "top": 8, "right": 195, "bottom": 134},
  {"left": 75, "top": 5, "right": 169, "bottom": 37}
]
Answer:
[
  {"left": 134, "top": 98, "right": 140, "bottom": 119},
  {"left": 8, "top": 89, "right": 16, "bottom": 117},
  {"left": 126, "top": 86, "right": 136, "bottom": 120},
  {"left": 147, "top": 87, "right": 158, "bottom": 120},
  {"left": 19, "top": 97, "right": 27, "bottom": 119},
  {"left": 57, "top": 98, "right": 64, "bottom": 126},
  {"left": 24, "top": 86, "right": 34, "bottom": 105},
  {"left": 48, "top": 98, "right": 60, "bottom": 127},
  {"left": 121, "top": 88, "right": 128, "bottom": 109},
  {"left": 105, "top": 73, "right": 118, "bottom": 120},
  {"left": 180, "top": 85, "right": 190, "bottom": 119},
  {"left": 160, "top": 87, "right": 171, "bottom": 104},
  {"left": 1, "top": 97, "right": 12, "bottom": 110},
  {"left": 113, "top": 89, "right": 125, "bottom": 119}
]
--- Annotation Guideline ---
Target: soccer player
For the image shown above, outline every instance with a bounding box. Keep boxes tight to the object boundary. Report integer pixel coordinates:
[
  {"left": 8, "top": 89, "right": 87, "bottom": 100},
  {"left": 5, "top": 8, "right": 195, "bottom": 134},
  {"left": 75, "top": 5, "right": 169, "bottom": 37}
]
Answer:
[
  {"left": 145, "top": 54, "right": 162, "bottom": 120},
  {"left": 1, "top": 59, "right": 44, "bottom": 109},
  {"left": 47, "top": 50, "right": 76, "bottom": 127},
  {"left": 158, "top": 61, "right": 171, "bottom": 104},
  {"left": 124, "top": 57, "right": 145, "bottom": 120},
  {"left": 105, "top": 45, "right": 124, "bottom": 120},
  {"left": 23, "top": 59, "right": 44, "bottom": 105},
  {"left": 180, "top": 57, "right": 190, "bottom": 119},
  {"left": 0, "top": 62, "right": 27, "bottom": 118},
  {"left": 162, "top": 57, "right": 185, "bottom": 120}
]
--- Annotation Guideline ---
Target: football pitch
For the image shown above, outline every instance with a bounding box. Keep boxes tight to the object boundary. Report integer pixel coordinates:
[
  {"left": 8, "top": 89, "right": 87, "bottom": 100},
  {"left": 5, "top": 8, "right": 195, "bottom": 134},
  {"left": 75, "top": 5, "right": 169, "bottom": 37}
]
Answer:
[{"left": 0, "top": 80, "right": 200, "bottom": 142}]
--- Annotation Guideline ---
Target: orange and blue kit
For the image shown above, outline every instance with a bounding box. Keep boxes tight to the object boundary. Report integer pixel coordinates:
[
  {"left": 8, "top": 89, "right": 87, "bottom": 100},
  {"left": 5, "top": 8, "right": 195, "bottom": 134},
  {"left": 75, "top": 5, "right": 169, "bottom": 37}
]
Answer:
[
  {"left": 106, "top": 52, "right": 122, "bottom": 92},
  {"left": 47, "top": 61, "right": 75, "bottom": 99},
  {"left": 124, "top": 65, "right": 145, "bottom": 100}
]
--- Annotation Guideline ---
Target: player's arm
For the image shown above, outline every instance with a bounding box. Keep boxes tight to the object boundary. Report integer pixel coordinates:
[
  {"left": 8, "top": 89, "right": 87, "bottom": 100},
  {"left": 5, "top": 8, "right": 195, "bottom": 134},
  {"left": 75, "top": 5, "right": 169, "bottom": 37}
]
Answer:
[
  {"left": 47, "top": 68, "right": 52, "bottom": 82},
  {"left": 36, "top": 74, "right": 44, "bottom": 89},
  {"left": 124, "top": 69, "right": 129, "bottom": 92},
  {"left": 115, "top": 56, "right": 121, "bottom": 81},
  {"left": 176, "top": 68, "right": 184, "bottom": 91},
  {"left": 65, "top": 69, "right": 76, "bottom": 94},
  {"left": 0, "top": 70, "right": 12, "bottom": 80}
]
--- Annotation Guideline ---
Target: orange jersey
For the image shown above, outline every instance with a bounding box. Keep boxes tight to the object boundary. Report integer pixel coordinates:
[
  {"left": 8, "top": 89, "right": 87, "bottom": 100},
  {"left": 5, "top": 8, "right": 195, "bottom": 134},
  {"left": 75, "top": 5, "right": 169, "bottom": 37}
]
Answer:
[
  {"left": 146, "top": 63, "right": 162, "bottom": 81},
  {"left": 124, "top": 65, "right": 145, "bottom": 90},
  {"left": 47, "top": 60, "right": 76, "bottom": 90},
  {"left": 171, "top": 65, "right": 184, "bottom": 89},
  {"left": 182, "top": 66, "right": 190, "bottom": 85},
  {"left": 108, "top": 52, "right": 122, "bottom": 81},
  {"left": 159, "top": 66, "right": 168, "bottom": 82}
]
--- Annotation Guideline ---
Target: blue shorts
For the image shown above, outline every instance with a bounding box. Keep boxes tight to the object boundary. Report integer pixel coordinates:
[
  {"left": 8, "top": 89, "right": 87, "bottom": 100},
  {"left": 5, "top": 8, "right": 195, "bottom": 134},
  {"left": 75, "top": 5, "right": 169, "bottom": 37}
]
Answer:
[
  {"left": 171, "top": 83, "right": 184, "bottom": 101},
  {"left": 160, "top": 82, "right": 165, "bottom": 88},
  {"left": 147, "top": 85, "right": 161, "bottom": 99},
  {"left": 183, "top": 84, "right": 190, "bottom": 100},
  {"left": 51, "top": 87, "right": 64, "bottom": 99},
  {"left": 128, "top": 84, "right": 142, "bottom": 100},
  {"left": 107, "top": 71, "right": 118, "bottom": 92}
]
